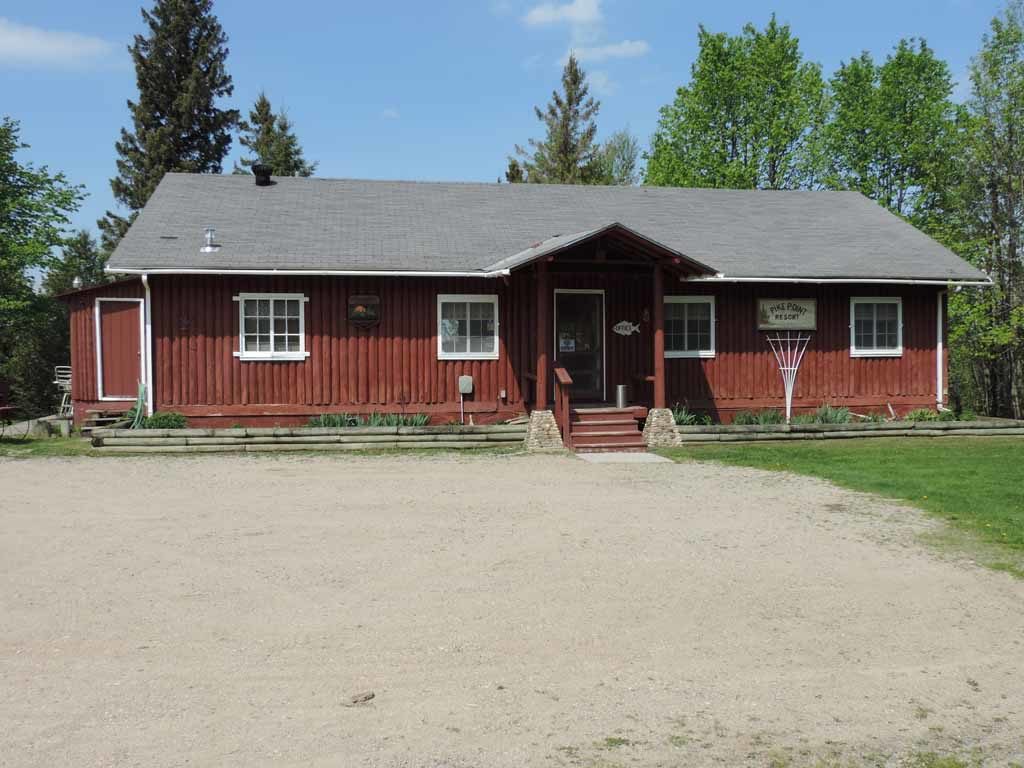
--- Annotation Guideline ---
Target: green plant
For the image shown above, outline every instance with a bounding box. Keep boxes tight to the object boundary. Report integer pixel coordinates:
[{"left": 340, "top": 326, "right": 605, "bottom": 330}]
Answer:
[
  {"left": 815, "top": 404, "right": 852, "bottom": 424},
  {"left": 308, "top": 413, "right": 358, "bottom": 427},
  {"left": 790, "top": 412, "right": 818, "bottom": 425},
  {"left": 142, "top": 411, "right": 187, "bottom": 429},
  {"left": 937, "top": 409, "right": 958, "bottom": 422},
  {"left": 957, "top": 408, "right": 977, "bottom": 422},
  {"left": 754, "top": 409, "right": 784, "bottom": 425},
  {"left": 308, "top": 412, "right": 430, "bottom": 428},
  {"left": 731, "top": 410, "right": 757, "bottom": 425},
  {"left": 858, "top": 411, "right": 889, "bottom": 423},
  {"left": 671, "top": 404, "right": 711, "bottom": 426},
  {"left": 904, "top": 408, "right": 939, "bottom": 422}
]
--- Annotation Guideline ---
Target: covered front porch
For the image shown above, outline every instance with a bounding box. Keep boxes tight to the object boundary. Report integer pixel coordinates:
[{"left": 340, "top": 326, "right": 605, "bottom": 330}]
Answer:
[{"left": 505, "top": 223, "right": 714, "bottom": 450}]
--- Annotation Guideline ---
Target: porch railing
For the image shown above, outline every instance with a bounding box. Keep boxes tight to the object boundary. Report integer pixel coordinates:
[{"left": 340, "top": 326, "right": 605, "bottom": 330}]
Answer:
[{"left": 553, "top": 366, "right": 573, "bottom": 450}]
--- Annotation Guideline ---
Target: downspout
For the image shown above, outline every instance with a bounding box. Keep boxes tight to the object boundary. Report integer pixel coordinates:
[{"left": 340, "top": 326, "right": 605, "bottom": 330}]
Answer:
[
  {"left": 936, "top": 289, "right": 947, "bottom": 409},
  {"left": 141, "top": 274, "right": 155, "bottom": 416}
]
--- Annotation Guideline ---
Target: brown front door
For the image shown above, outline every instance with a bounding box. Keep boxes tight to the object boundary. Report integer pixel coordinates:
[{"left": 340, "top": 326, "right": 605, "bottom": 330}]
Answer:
[
  {"left": 554, "top": 290, "right": 605, "bottom": 401},
  {"left": 99, "top": 300, "right": 142, "bottom": 399}
]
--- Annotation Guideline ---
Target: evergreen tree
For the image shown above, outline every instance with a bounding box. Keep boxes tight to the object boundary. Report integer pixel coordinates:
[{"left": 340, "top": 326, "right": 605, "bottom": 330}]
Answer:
[
  {"left": 234, "top": 92, "right": 316, "bottom": 177},
  {"left": 645, "top": 16, "right": 826, "bottom": 189},
  {"left": 99, "top": 0, "right": 238, "bottom": 252},
  {"left": 514, "top": 54, "right": 603, "bottom": 184},
  {"left": 504, "top": 158, "right": 525, "bottom": 183},
  {"left": 43, "top": 231, "right": 109, "bottom": 296}
]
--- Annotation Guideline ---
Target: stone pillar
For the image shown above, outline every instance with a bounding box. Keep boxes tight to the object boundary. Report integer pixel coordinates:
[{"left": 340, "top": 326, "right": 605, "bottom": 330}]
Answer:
[
  {"left": 525, "top": 409, "right": 564, "bottom": 450},
  {"left": 643, "top": 407, "right": 679, "bottom": 448}
]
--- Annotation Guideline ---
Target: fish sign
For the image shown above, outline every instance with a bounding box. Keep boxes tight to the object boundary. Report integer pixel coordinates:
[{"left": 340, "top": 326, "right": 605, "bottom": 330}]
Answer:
[{"left": 613, "top": 320, "right": 640, "bottom": 336}]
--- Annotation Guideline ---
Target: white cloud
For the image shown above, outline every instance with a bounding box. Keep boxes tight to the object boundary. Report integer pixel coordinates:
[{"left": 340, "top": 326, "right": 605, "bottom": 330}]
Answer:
[
  {"left": 0, "top": 17, "right": 116, "bottom": 69},
  {"left": 567, "top": 39, "right": 649, "bottom": 63},
  {"left": 523, "top": 0, "right": 602, "bottom": 27},
  {"left": 380, "top": 108, "right": 400, "bottom": 120},
  {"left": 588, "top": 70, "right": 614, "bottom": 94}
]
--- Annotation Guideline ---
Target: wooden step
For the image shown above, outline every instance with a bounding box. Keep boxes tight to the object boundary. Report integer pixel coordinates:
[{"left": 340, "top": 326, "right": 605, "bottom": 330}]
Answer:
[
  {"left": 571, "top": 432, "right": 645, "bottom": 446},
  {"left": 570, "top": 419, "right": 638, "bottom": 434}
]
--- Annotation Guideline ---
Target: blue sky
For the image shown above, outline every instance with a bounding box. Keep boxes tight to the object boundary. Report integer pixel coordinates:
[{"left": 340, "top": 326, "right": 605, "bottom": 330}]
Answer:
[{"left": 0, "top": 0, "right": 1006, "bottom": 237}]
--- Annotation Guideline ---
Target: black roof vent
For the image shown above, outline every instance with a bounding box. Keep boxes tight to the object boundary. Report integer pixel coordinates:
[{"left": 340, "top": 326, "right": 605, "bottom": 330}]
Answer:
[{"left": 252, "top": 163, "right": 273, "bottom": 186}]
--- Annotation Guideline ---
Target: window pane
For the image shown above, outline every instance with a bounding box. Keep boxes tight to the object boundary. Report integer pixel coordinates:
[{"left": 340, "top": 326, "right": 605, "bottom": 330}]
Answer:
[
  {"left": 440, "top": 302, "right": 468, "bottom": 353},
  {"left": 273, "top": 335, "right": 288, "bottom": 352},
  {"left": 286, "top": 335, "right": 300, "bottom": 351},
  {"left": 243, "top": 300, "right": 258, "bottom": 318},
  {"left": 287, "top": 318, "right": 299, "bottom": 334},
  {"left": 273, "top": 299, "right": 286, "bottom": 316},
  {"left": 287, "top": 300, "right": 299, "bottom": 316},
  {"left": 244, "top": 335, "right": 258, "bottom": 351},
  {"left": 665, "top": 303, "right": 685, "bottom": 351},
  {"left": 258, "top": 336, "right": 271, "bottom": 352},
  {"left": 244, "top": 318, "right": 257, "bottom": 333},
  {"left": 258, "top": 318, "right": 270, "bottom": 334},
  {"left": 274, "top": 317, "right": 286, "bottom": 334},
  {"left": 258, "top": 299, "right": 270, "bottom": 315}
]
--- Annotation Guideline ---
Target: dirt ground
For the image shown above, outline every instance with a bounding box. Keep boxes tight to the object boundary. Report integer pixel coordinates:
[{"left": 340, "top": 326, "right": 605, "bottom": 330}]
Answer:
[{"left": 2, "top": 453, "right": 1023, "bottom": 768}]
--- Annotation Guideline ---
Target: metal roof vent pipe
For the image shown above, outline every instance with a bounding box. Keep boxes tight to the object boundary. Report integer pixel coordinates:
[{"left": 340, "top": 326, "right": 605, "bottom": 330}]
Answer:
[
  {"left": 201, "top": 227, "right": 220, "bottom": 253},
  {"left": 252, "top": 163, "right": 273, "bottom": 186}
]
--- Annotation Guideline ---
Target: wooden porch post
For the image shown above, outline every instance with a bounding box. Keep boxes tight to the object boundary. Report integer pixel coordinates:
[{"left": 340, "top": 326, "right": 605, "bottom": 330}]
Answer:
[
  {"left": 652, "top": 263, "right": 666, "bottom": 409},
  {"left": 535, "top": 261, "right": 550, "bottom": 410}
]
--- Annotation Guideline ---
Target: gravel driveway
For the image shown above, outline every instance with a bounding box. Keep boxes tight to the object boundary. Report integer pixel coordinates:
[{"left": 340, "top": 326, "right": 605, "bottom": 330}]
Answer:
[{"left": 2, "top": 453, "right": 1022, "bottom": 767}]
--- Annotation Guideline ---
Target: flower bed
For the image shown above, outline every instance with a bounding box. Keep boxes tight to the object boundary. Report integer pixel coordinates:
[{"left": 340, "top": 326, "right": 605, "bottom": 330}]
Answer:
[{"left": 670, "top": 418, "right": 1024, "bottom": 444}]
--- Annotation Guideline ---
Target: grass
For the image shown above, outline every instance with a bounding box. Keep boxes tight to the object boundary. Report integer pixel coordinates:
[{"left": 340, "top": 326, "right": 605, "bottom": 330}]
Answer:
[
  {"left": 0, "top": 437, "right": 97, "bottom": 458},
  {"left": 659, "top": 438, "right": 1024, "bottom": 576}
]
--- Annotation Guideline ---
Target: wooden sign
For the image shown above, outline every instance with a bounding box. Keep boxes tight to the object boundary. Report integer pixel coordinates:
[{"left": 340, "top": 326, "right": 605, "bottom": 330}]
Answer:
[
  {"left": 348, "top": 295, "right": 380, "bottom": 328},
  {"left": 757, "top": 299, "right": 816, "bottom": 330}
]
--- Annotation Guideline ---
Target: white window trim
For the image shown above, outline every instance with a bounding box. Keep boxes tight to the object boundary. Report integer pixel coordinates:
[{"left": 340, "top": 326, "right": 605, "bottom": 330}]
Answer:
[
  {"left": 95, "top": 297, "right": 146, "bottom": 401},
  {"left": 232, "top": 292, "right": 310, "bottom": 361},
  {"left": 664, "top": 295, "right": 716, "bottom": 359},
  {"left": 850, "top": 296, "right": 903, "bottom": 357},
  {"left": 436, "top": 294, "right": 500, "bottom": 361}
]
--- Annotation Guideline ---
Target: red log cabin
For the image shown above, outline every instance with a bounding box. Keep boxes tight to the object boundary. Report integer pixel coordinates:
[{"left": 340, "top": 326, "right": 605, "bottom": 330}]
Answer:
[{"left": 61, "top": 171, "right": 989, "bottom": 445}]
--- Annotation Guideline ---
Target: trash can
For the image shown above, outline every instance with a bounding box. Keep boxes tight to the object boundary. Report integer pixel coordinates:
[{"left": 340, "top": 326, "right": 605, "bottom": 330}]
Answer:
[{"left": 615, "top": 384, "right": 629, "bottom": 409}]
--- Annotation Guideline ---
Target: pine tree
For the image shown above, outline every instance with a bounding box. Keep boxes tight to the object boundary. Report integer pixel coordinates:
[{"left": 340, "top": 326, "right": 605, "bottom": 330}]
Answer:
[
  {"left": 99, "top": 0, "right": 238, "bottom": 252},
  {"left": 504, "top": 158, "right": 525, "bottom": 183},
  {"left": 234, "top": 92, "right": 316, "bottom": 177},
  {"left": 514, "top": 54, "right": 602, "bottom": 184},
  {"left": 43, "top": 231, "right": 109, "bottom": 296}
]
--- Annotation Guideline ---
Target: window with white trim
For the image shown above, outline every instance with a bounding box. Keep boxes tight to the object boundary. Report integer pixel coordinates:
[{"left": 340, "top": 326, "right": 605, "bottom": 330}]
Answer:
[
  {"left": 235, "top": 293, "right": 308, "bottom": 361},
  {"left": 437, "top": 294, "right": 499, "bottom": 360},
  {"left": 850, "top": 297, "right": 902, "bottom": 357},
  {"left": 665, "top": 296, "right": 715, "bottom": 358}
]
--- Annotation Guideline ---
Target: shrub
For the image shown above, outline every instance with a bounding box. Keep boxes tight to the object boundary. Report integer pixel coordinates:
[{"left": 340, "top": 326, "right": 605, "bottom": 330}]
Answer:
[
  {"left": 142, "top": 411, "right": 187, "bottom": 429},
  {"left": 904, "top": 408, "right": 939, "bottom": 422},
  {"left": 958, "top": 407, "right": 977, "bottom": 421},
  {"left": 815, "top": 404, "right": 852, "bottom": 424},
  {"left": 937, "top": 409, "right": 958, "bottom": 422},
  {"left": 790, "top": 412, "right": 818, "bottom": 425},
  {"left": 858, "top": 411, "right": 889, "bottom": 423}
]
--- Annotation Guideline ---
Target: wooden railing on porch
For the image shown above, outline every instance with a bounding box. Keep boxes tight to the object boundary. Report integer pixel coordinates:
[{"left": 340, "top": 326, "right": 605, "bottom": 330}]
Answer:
[{"left": 553, "top": 366, "right": 573, "bottom": 450}]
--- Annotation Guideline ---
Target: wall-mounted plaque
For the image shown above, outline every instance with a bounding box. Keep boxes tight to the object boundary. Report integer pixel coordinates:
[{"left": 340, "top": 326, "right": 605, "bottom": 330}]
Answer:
[
  {"left": 757, "top": 299, "right": 817, "bottom": 330},
  {"left": 348, "top": 295, "right": 380, "bottom": 328}
]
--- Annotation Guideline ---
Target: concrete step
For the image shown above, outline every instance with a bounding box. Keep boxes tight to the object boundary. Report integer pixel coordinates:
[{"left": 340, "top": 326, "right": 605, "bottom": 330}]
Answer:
[{"left": 574, "top": 442, "right": 647, "bottom": 453}]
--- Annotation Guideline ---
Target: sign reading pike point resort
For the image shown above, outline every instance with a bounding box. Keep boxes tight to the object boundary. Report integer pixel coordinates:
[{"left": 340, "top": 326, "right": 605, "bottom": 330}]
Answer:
[{"left": 757, "top": 299, "right": 817, "bottom": 330}]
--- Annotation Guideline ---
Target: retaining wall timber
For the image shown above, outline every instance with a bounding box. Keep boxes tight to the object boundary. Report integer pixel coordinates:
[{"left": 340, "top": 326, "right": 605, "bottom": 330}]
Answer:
[
  {"left": 670, "top": 419, "right": 1024, "bottom": 445},
  {"left": 91, "top": 424, "right": 527, "bottom": 453}
]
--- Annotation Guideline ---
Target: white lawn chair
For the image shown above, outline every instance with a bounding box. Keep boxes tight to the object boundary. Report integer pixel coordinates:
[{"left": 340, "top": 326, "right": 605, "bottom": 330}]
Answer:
[{"left": 54, "top": 366, "right": 73, "bottom": 418}]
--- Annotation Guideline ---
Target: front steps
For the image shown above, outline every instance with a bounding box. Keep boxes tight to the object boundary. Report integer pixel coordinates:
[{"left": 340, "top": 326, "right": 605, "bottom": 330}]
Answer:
[{"left": 569, "top": 407, "right": 647, "bottom": 452}]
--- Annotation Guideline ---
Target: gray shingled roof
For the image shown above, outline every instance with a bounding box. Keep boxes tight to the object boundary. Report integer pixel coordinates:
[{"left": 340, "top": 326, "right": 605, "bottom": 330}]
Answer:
[{"left": 107, "top": 173, "right": 987, "bottom": 282}]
